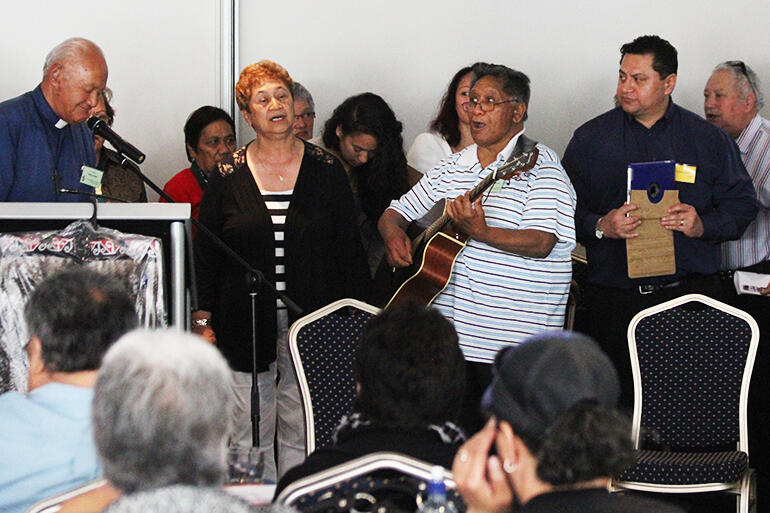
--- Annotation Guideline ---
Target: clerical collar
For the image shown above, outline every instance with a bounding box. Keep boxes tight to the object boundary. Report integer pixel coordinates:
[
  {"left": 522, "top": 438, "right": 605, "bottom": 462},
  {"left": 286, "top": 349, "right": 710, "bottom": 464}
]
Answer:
[{"left": 55, "top": 119, "right": 68, "bottom": 129}]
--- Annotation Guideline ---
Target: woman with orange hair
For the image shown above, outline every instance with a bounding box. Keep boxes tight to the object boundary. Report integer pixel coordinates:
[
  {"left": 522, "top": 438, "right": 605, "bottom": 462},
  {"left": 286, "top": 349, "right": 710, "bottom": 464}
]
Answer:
[{"left": 193, "top": 61, "right": 370, "bottom": 480}]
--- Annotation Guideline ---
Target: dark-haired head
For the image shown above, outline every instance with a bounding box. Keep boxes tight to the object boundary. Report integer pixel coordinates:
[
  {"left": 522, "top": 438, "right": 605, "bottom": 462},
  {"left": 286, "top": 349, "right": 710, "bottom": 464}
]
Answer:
[
  {"left": 183, "top": 106, "right": 236, "bottom": 163},
  {"left": 353, "top": 301, "right": 465, "bottom": 430},
  {"left": 24, "top": 267, "right": 138, "bottom": 373},
  {"left": 620, "top": 35, "right": 678, "bottom": 79},
  {"left": 322, "top": 93, "right": 408, "bottom": 222},
  {"left": 430, "top": 66, "right": 473, "bottom": 148}
]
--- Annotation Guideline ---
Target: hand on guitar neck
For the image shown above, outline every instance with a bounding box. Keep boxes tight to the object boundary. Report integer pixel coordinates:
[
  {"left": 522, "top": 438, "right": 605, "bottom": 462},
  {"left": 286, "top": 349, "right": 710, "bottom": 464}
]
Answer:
[{"left": 445, "top": 191, "right": 488, "bottom": 242}]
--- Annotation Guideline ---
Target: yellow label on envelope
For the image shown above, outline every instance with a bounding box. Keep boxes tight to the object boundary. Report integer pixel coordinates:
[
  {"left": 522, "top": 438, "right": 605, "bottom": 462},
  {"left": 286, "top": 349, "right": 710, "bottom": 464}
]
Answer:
[{"left": 675, "top": 163, "right": 696, "bottom": 183}]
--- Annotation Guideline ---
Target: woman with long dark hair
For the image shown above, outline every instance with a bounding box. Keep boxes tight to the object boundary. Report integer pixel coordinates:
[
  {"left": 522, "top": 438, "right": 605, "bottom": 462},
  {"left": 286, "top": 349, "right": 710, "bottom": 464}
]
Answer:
[{"left": 320, "top": 93, "right": 409, "bottom": 275}]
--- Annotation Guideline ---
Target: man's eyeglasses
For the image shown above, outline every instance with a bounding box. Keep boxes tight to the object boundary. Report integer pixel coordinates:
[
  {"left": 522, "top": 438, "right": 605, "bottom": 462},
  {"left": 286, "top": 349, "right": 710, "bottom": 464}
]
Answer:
[
  {"left": 295, "top": 112, "right": 315, "bottom": 121},
  {"left": 462, "top": 96, "right": 519, "bottom": 113}
]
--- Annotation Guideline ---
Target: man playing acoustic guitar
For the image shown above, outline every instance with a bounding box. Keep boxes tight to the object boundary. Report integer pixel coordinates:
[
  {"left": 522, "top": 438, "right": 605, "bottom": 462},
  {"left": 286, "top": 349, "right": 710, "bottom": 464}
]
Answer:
[{"left": 378, "top": 62, "right": 576, "bottom": 433}]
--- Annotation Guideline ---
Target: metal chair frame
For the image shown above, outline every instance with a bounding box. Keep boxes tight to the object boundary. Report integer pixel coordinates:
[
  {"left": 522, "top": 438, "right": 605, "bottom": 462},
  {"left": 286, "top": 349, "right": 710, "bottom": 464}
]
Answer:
[
  {"left": 275, "top": 452, "right": 454, "bottom": 506},
  {"left": 613, "top": 293, "right": 758, "bottom": 512},
  {"left": 288, "top": 298, "right": 380, "bottom": 455}
]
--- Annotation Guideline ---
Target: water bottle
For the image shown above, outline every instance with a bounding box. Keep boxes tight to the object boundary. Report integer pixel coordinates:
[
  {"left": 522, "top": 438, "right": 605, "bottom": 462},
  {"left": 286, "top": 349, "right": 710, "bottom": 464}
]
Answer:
[{"left": 419, "top": 465, "right": 459, "bottom": 513}]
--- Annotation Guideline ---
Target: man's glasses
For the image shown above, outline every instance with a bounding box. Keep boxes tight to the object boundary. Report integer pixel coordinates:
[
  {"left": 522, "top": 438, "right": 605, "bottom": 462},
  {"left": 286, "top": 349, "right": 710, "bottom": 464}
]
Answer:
[
  {"left": 295, "top": 112, "right": 315, "bottom": 121},
  {"left": 462, "top": 96, "right": 519, "bottom": 113}
]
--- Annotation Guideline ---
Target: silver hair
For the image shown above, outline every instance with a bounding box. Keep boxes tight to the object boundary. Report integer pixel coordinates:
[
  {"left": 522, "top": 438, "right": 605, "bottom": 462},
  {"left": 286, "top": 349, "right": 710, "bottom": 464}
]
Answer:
[
  {"left": 292, "top": 81, "right": 315, "bottom": 111},
  {"left": 42, "top": 37, "right": 104, "bottom": 76},
  {"left": 93, "top": 329, "right": 234, "bottom": 493},
  {"left": 714, "top": 60, "right": 765, "bottom": 110},
  {"left": 103, "top": 485, "right": 257, "bottom": 513}
]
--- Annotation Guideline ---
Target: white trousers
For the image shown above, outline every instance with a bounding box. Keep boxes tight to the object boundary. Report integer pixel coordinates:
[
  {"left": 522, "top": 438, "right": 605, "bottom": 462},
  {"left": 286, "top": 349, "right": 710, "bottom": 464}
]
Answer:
[{"left": 229, "top": 310, "right": 306, "bottom": 481}]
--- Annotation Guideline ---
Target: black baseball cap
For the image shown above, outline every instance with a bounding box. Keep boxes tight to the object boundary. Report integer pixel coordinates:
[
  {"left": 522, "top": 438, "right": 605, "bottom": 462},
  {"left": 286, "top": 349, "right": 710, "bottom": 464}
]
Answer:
[{"left": 482, "top": 331, "right": 620, "bottom": 439}]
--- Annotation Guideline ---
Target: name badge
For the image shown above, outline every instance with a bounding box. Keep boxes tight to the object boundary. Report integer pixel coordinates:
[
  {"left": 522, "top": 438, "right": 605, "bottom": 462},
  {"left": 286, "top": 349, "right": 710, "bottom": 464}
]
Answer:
[
  {"left": 491, "top": 180, "right": 504, "bottom": 193},
  {"left": 80, "top": 165, "right": 103, "bottom": 188},
  {"left": 675, "top": 163, "right": 696, "bottom": 183}
]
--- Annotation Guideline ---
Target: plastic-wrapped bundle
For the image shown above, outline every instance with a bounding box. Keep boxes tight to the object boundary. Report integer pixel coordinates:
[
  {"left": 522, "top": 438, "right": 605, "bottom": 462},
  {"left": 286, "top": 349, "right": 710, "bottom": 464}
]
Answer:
[{"left": 0, "top": 220, "right": 166, "bottom": 392}]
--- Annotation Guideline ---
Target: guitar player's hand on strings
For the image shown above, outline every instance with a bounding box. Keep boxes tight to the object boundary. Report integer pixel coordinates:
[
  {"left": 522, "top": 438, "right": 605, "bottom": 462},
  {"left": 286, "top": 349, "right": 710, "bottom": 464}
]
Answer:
[
  {"left": 446, "top": 191, "right": 488, "bottom": 240},
  {"left": 379, "top": 209, "right": 413, "bottom": 268}
]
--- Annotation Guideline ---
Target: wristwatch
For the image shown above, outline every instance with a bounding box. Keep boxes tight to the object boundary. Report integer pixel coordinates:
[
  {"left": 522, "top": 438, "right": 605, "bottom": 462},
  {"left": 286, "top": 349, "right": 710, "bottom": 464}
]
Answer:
[
  {"left": 595, "top": 217, "right": 605, "bottom": 239},
  {"left": 192, "top": 318, "right": 211, "bottom": 328}
]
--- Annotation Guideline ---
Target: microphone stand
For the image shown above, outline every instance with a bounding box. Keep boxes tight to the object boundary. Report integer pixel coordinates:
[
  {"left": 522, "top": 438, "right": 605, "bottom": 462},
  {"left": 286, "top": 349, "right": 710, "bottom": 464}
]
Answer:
[{"left": 113, "top": 150, "right": 304, "bottom": 448}]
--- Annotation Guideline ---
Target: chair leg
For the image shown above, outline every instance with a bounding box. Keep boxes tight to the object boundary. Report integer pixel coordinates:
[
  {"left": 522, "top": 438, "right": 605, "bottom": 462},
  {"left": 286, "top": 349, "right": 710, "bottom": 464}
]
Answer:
[{"left": 739, "top": 469, "right": 756, "bottom": 513}]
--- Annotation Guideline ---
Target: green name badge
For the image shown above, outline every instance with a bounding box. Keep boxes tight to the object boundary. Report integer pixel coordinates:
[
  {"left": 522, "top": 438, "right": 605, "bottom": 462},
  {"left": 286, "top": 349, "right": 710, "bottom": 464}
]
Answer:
[
  {"left": 491, "top": 180, "right": 504, "bottom": 193},
  {"left": 80, "top": 165, "right": 104, "bottom": 188}
]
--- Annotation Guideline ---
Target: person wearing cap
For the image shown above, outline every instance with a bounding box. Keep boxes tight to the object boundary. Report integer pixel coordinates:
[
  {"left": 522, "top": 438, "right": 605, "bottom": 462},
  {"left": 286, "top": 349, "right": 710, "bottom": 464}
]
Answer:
[{"left": 451, "top": 332, "right": 684, "bottom": 513}]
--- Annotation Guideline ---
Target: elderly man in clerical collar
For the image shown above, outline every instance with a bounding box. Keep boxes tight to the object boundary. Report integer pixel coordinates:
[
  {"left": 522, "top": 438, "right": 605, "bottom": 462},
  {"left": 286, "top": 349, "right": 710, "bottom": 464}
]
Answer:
[{"left": 0, "top": 37, "right": 108, "bottom": 202}]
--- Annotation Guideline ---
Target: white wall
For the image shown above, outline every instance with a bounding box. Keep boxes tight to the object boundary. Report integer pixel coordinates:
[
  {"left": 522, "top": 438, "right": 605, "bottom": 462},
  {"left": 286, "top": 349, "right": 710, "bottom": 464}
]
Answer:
[
  {"left": 0, "top": 0, "right": 224, "bottom": 200},
  {"left": 241, "top": 0, "right": 770, "bottom": 158},
  {"left": 2, "top": 1, "right": 768, "bottom": 201}
]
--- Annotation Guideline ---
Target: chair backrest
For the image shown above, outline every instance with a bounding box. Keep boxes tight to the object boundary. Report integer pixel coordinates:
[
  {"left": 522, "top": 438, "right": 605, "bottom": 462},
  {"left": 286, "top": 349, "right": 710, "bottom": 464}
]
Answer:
[
  {"left": 627, "top": 294, "right": 758, "bottom": 452},
  {"left": 289, "top": 298, "right": 380, "bottom": 455},
  {"left": 25, "top": 479, "right": 111, "bottom": 513},
  {"left": 275, "top": 452, "right": 457, "bottom": 510}
]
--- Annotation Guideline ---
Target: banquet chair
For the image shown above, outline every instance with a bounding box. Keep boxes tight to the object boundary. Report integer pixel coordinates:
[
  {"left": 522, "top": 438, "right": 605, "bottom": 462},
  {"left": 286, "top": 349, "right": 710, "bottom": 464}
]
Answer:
[
  {"left": 612, "top": 294, "right": 758, "bottom": 513},
  {"left": 288, "top": 298, "right": 380, "bottom": 456},
  {"left": 25, "top": 478, "right": 112, "bottom": 513},
  {"left": 274, "top": 452, "right": 460, "bottom": 512}
]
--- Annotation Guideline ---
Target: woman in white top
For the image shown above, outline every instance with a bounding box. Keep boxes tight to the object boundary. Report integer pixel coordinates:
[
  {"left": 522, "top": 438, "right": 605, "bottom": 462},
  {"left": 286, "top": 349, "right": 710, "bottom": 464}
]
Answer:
[
  {"left": 407, "top": 66, "right": 475, "bottom": 180},
  {"left": 406, "top": 66, "right": 474, "bottom": 227}
]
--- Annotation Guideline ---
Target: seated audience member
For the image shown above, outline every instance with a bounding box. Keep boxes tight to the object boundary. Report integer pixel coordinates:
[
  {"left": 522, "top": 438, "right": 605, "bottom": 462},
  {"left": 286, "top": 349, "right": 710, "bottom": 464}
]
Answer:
[
  {"left": 102, "top": 485, "right": 256, "bottom": 513},
  {"left": 292, "top": 82, "right": 315, "bottom": 140},
  {"left": 319, "top": 93, "right": 410, "bottom": 275},
  {"left": 0, "top": 268, "right": 138, "bottom": 513},
  {"left": 452, "top": 332, "right": 683, "bottom": 513},
  {"left": 90, "top": 89, "right": 148, "bottom": 202},
  {"left": 92, "top": 329, "right": 234, "bottom": 499},
  {"left": 275, "top": 301, "right": 466, "bottom": 496},
  {"left": 407, "top": 65, "right": 474, "bottom": 227},
  {"left": 161, "top": 106, "right": 236, "bottom": 219}
]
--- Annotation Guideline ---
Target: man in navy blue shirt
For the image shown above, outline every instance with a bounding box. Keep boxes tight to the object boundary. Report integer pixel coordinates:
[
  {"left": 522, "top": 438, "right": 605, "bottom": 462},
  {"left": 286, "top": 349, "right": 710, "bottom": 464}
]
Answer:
[
  {"left": 562, "top": 35, "right": 757, "bottom": 406},
  {"left": 0, "top": 37, "right": 108, "bottom": 202}
]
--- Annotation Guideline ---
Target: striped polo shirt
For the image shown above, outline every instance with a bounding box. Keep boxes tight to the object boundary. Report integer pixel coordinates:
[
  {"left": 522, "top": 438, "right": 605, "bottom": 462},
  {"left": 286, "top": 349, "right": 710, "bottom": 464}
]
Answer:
[
  {"left": 720, "top": 114, "right": 770, "bottom": 270},
  {"left": 388, "top": 132, "right": 576, "bottom": 363}
]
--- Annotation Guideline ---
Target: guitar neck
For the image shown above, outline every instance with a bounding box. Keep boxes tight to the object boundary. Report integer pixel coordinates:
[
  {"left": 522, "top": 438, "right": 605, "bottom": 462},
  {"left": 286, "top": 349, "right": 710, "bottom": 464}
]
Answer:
[{"left": 416, "top": 170, "right": 502, "bottom": 246}]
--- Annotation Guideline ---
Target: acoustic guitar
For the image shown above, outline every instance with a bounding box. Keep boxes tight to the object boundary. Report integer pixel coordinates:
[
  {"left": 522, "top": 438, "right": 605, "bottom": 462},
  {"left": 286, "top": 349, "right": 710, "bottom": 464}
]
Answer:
[{"left": 372, "top": 145, "right": 539, "bottom": 308}]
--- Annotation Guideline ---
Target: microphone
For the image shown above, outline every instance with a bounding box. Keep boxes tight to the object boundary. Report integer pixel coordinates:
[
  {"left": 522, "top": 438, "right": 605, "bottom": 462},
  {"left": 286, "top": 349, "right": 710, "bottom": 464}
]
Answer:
[{"left": 87, "top": 116, "right": 146, "bottom": 164}]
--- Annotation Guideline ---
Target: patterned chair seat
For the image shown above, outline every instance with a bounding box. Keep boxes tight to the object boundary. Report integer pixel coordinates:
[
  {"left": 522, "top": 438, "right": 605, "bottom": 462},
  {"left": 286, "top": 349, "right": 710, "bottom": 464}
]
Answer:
[{"left": 617, "top": 449, "right": 748, "bottom": 485}]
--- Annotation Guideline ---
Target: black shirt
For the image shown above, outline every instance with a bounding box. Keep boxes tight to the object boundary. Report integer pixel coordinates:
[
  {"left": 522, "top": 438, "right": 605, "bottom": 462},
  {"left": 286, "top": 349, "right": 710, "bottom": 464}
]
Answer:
[{"left": 520, "top": 488, "right": 685, "bottom": 512}]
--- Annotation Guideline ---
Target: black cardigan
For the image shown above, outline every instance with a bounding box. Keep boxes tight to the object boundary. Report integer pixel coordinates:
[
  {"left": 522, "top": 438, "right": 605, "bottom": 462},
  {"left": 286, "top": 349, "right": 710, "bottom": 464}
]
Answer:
[{"left": 195, "top": 141, "right": 371, "bottom": 372}]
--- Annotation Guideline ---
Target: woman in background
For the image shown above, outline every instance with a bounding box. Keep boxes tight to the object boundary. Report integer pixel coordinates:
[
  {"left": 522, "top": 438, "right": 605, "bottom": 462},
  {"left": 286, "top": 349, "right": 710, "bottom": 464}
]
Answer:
[
  {"left": 91, "top": 89, "right": 147, "bottom": 202},
  {"left": 406, "top": 66, "right": 474, "bottom": 227},
  {"left": 320, "top": 93, "right": 409, "bottom": 275},
  {"left": 194, "top": 61, "right": 370, "bottom": 481},
  {"left": 162, "top": 106, "right": 236, "bottom": 220}
]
